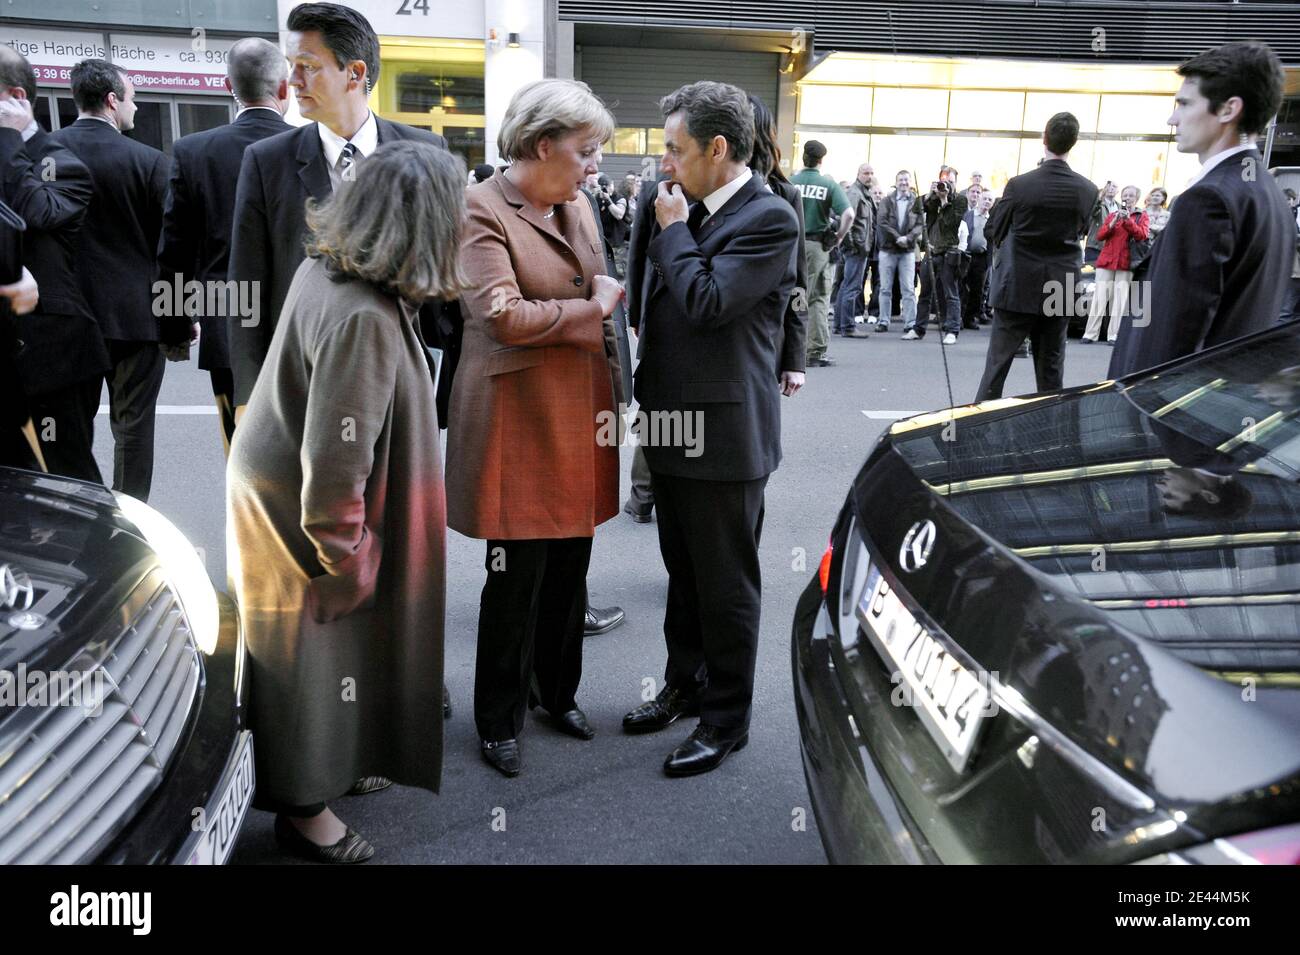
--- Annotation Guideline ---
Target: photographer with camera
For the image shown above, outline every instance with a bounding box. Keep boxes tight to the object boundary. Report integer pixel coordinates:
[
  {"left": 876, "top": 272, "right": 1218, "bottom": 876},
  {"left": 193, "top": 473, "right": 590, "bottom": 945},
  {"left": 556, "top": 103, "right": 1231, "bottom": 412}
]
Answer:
[
  {"left": 585, "top": 172, "right": 628, "bottom": 276},
  {"left": 792, "top": 140, "right": 853, "bottom": 367},
  {"left": 916, "top": 165, "right": 968, "bottom": 344}
]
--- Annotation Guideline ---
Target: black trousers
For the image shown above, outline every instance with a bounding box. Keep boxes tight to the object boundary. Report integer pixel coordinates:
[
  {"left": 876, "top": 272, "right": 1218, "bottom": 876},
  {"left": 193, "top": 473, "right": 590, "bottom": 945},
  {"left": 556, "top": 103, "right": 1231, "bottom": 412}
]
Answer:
[
  {"left": 474, "top": 536, "right": 592, "bottom": 741},
  {"left": 27, "top": 376, "right": 103, "bottom": 484},
  {"left": 628, "top": 442, "right": 654, "bottom": 511},
  {"left": 104, "top": 339, "right": 165, "bottom": 501},
  {"left": 975, "top": 308, "right": 1069, "bottom": 402},
  {"left": 962, "top": 251, "right": 990, "bottom": 325},
  {"left": 918, "top": 251, "right": 962, "bottom": 334},
  {"left": 650, "top": 470, "right": 767, "bottom": 732}
]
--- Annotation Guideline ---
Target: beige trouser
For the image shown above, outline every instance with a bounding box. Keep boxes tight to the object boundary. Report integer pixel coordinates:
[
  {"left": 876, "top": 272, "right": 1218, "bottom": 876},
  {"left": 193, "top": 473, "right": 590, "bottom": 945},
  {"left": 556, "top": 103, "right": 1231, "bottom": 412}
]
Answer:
[{"left": 1084, "top": 268, "right": 1132, "bottom": 342}]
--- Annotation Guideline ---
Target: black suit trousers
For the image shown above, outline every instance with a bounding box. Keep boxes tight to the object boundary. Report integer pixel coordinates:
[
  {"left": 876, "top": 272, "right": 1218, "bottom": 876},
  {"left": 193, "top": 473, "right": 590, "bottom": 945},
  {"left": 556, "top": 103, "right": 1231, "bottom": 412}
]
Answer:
[
  {"left": 104, "top": 339, "right": 166, "bottom": 502},
  {"left": 28, "top": 377, "right": 102, "bottom": 484},
  {"left": 650, "top": 470, "right": 767, "bottom": 731},
  {"left": 474, "top": 537, "right": 592, "bottom": 741},
  {"left": 975, "top": 308, "right": 1069, "bottom": 402}
]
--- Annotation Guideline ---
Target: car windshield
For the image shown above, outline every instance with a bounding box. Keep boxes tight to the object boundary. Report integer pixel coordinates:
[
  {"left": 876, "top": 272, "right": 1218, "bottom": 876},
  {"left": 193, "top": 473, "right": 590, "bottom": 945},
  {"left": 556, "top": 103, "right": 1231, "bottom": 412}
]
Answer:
[{"left": 1121, "top": 321, "right": 1300, "bottom": 484}]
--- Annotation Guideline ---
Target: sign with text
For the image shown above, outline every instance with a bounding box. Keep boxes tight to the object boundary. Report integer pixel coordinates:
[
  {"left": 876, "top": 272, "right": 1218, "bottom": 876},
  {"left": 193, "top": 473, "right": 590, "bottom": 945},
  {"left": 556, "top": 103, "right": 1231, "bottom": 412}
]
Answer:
[
  {"left": 0, "top": 27, "right": 107, "bottom": 87},
  {"left": 277, "top": 0, "right": 484, "bottom": 40},
  {"left": 109, "top": 33, "right": 238, "bottom": 94}
]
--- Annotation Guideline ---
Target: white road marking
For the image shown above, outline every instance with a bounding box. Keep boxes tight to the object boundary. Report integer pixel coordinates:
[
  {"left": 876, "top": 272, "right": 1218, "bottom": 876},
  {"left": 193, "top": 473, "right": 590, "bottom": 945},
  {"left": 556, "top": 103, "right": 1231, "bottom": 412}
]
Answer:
[
  {"left": 98, "top": 405, "right": 217, "bottom": 415},
  {"left": 861, "top": 410, "right": 920, "bottom": 419}
]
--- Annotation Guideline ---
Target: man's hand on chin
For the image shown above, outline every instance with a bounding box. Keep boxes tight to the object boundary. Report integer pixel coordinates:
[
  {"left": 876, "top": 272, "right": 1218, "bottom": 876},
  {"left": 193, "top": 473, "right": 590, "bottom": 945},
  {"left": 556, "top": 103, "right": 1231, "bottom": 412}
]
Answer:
[{"left": 655, "top": 181, "right": 690, "bottom": 230}]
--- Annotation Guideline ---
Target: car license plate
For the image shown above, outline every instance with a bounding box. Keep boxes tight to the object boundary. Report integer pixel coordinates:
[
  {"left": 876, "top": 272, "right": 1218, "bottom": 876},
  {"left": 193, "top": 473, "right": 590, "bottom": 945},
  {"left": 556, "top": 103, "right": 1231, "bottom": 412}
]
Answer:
[
  {"left": 856, "top": 565, "right": 991, "bottom": 772},
  {"left": 186, "top": 731, "right": 255, "bottom": 865}
]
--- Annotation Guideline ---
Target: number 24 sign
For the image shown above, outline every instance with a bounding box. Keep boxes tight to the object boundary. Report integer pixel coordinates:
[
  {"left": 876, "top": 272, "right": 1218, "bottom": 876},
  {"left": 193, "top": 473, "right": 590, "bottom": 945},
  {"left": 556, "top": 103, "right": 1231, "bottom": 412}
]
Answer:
[{"left": 396, "top": 0, "right": 430, "bottom": 14}]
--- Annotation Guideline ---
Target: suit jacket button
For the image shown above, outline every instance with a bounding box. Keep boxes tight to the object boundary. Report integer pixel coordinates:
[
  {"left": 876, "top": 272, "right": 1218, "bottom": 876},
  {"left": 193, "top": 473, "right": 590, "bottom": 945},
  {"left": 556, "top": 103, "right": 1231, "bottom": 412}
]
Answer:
[{"left": 572, "top": 275, "right": 584, "bottom": 286}]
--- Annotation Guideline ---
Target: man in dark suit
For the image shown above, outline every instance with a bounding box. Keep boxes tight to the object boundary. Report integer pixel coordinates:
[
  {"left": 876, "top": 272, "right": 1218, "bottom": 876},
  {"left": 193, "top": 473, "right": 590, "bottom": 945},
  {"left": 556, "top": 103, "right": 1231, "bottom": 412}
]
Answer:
[
  {"left": 156, "top": 38, "right": 291, "bottom": 453},
  {"left": 228, "top": 2, "right": 446, "bottom": 408},
  {"left": 0, "top": 198, "right": 41, "bottom": 471},
  {"left": 620, "top": 82, "right": 799, "bottom": 776},
  {"left": 1110, "top": 41, "right": 1292, "bottom": 378},
  {"left": 52, "top": 59, "right": 169, "bottom": 501},
  {"left": 975, "top": 112, "right": 1096, "bottom": 401},
  {"left": 0, "top": 47, "right": 108, "bottom": 483}
]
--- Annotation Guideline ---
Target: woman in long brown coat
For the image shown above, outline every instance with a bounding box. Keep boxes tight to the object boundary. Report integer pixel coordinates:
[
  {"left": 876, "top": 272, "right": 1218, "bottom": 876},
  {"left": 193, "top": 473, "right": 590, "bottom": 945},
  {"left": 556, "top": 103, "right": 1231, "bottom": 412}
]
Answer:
[
  {"left": 445, "top": 78, "right": 624, "bottom": 777},
  {"left": 227, "top": 141, "right": 467, "bottom": 862}
]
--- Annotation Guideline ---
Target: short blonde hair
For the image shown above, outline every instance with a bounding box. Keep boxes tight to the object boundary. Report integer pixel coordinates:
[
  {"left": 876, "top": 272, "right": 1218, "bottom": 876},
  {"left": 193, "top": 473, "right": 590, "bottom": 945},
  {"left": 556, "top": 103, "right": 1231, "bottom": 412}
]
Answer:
[{"left": 497, "top": 78, "right": 615, "bottom": 162}]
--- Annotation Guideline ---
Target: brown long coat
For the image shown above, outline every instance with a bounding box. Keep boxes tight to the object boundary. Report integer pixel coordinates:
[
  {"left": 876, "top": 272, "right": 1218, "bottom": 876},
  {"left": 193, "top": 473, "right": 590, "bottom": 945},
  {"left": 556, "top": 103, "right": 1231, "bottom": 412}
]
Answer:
[
  {"left": 445, "top": 173, "right": 622, "bottom": 539},
  {"left": 227, "top": 257, "right": 445, "bottom": 805}
]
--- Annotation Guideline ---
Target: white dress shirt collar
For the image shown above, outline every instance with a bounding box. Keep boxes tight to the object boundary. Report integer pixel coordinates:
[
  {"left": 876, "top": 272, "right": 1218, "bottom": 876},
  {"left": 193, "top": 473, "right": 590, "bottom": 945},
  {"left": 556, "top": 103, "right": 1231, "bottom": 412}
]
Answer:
[
  {"left": 1186, "top": 142, "right": 1255, "bottom": 189},
  {"left": 20, "top": 118, "right": 39, "bottom": 142},
  {"left": 318, "top": 110, "right": 378, "bottom": 170},
  {"left": 700, "top": 167, "right": 753, "bottom": 219}
]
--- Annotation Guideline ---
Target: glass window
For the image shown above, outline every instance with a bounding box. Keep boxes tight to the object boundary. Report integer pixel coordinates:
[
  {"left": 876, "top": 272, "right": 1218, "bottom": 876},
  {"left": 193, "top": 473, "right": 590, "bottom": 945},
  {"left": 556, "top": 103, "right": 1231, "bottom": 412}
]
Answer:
[
  {"left": 127, "top": 99, "right": 174, "bottom": 154},
  {"left": 1164, "top": 148, "right": 1202, "bottom": 195},
  {"left": 55, "top": 95, "right": 78, "bottom": 131},
  {"left": 870, "top": 88, "right": 950, "bottom": 128},
  {"left": 1023, "top": 92, "right": 1101, "bottom": 134},
  {"left": 178, "top": 102, "right": 231, "bottom": 138},
  {"left": 1098, "top": 94, "right": 1175, "bottom": 135},
  {"left": 647, "top": 126, "right": 665, "bottom": 156},
  {"left": 944, "top": 136, "right": 1025, "bottom": 195},
  {"left": 867, "top": 134, "right": 948, "bottom": 188},
  {"left": 1092, "top": 140, "right": 1173, "bottom": 194},
  {"left": 948, "top": 90, "right": 1024, "bottom": 131},
  {"left": 375, "top": 36, "right": 485, "bottom": 156},
  {"left": 32, "top": 94, "right": 51, "bottom": 132},
  {"left": 792, "top": 131, "right": 870, "bottom": 183},
  {"left": 610, "top": 127, "right": 646, "bottom": 154},
  {"left": 798, "top": 85, "right": 872, "bottom": 127}
]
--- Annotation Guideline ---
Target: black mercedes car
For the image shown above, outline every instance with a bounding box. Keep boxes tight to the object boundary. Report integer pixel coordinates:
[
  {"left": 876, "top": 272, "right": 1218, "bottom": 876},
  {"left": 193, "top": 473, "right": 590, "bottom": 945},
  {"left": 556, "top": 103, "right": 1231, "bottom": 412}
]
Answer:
[
  {"left": 0, "top": 470, "right": 251, "bottom": 864},
  {"left": 794, "top": 320, "right": 1300, "bottom": 864}
]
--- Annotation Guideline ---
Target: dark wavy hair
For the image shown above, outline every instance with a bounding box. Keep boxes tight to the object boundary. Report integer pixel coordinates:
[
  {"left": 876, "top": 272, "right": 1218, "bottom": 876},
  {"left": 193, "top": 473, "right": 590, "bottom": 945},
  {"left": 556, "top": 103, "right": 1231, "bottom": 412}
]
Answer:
[{"left": 748, "top": 93, "right": 788, "bottom": 184}]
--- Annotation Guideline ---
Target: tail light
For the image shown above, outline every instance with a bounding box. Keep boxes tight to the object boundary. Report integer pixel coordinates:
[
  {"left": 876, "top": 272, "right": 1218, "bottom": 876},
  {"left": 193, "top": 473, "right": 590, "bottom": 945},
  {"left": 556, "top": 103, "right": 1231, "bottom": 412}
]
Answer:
[{"left": 818, "top": 540, "right": 834, "bottom": 594}]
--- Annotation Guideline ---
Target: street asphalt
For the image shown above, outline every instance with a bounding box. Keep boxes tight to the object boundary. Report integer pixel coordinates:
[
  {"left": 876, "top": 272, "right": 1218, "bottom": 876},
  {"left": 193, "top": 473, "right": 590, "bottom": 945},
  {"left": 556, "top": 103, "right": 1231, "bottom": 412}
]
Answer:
[{"left": 91, "top": 320, "right": 1114, "bottom": 864}]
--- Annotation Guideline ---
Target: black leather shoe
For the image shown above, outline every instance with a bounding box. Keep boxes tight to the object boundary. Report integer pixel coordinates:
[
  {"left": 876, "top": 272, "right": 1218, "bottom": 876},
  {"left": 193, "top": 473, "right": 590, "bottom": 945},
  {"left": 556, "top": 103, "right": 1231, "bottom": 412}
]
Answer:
[
  {"left": 663, "top": 723, "right": 749, "bottom": 777},
  {"left": 584, "top": 603, "right": 625, "bottom": 636},
  {"left": 622, "top": 685, "right": 700, "bottom": 734},
  {"left": 347, "top": 776, "right": 391, "bottom": 795},
  {"left": 481, "top": 738, "right": 521, "bottom": 777},
  {"left": 443, "top": 684, "right": 452, "bottom": 720},
  {"left": 543, "top": 707, "right": 595, "bottom": 740},
  {"left": 274, "top": 813, "right": 374, "bottom": 864}
]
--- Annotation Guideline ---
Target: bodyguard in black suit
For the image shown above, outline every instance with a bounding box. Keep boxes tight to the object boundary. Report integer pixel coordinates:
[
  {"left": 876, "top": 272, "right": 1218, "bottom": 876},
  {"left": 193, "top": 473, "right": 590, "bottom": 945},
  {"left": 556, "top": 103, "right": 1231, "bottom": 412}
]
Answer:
[
  {"left": 156, "top": 38, "right": 291, "bottom": 451},
  {"left": 621, "top": 82, "right": 799, "bottom": 777},
  {"left": 52, "top": 60, "right": 169, "bottom": 501},
  {"left": 0, "top": 48, "right": 107, "bottom": 483},
  {"left": 1111, "top": 41, "right": 1292, "bottom": 378},
  {"left": 228, "top": 3, "right": 447, "bottom": 406},
  {"left": 975, "top": 112, "right": 1096, "bottom": 401}
]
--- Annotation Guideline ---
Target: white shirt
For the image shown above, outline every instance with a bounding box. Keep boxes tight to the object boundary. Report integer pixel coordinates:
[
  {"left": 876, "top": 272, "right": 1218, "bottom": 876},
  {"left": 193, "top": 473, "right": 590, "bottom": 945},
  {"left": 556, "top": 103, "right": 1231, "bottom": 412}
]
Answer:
[
  {"left": 20, "top": 118, "right": 38, "bottom": 142},
  {"left": 1185, "top": 142, "right": 1255, "bottom": 189},
  {"left": 319, "top": 110, "right": 378, "bottom": 188},
  {"left": 698, "top": 167, "right": 753, "bottom": 224}
]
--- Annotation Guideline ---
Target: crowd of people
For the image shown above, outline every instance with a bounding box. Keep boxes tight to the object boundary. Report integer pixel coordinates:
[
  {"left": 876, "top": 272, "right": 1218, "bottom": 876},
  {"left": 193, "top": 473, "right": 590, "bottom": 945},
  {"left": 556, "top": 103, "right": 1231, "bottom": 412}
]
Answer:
[{"left": 0, "top": 1, "right": 1296, "bottom": 864}]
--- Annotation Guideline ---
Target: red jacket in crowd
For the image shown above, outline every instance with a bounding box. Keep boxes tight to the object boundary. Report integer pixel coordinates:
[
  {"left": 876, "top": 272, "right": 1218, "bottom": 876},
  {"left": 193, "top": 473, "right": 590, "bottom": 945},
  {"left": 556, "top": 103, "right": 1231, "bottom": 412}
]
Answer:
[{"left": 1095, "top": 209, "right": 1150, "bottom": 271}]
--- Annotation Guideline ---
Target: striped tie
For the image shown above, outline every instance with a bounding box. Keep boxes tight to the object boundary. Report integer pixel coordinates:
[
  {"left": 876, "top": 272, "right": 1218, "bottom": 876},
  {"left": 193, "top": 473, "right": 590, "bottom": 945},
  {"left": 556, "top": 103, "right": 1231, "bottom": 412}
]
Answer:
[{"left": 337, "top": 142, "right": 359, "bottom": 182}]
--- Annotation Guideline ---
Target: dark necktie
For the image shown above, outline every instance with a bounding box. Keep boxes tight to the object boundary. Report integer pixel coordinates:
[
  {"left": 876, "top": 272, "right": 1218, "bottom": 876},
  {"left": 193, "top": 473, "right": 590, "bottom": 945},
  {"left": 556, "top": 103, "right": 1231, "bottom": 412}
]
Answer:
[
  {"left": 687, "top": 201, "right": 708, "bottom": 237},
  {"left": 337, "top": 142, "right": 359, "bottom": 182}
]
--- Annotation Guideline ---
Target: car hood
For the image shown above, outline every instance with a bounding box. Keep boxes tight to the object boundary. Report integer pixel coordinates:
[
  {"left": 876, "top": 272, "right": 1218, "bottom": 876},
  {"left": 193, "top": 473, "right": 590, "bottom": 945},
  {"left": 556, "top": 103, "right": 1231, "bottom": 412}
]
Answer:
[
  {"left": 884, "top": 379, "right": 1300, "bottom": 676},
  {"left": 0, "top": 468, "right": 156, "bottom": 674}
]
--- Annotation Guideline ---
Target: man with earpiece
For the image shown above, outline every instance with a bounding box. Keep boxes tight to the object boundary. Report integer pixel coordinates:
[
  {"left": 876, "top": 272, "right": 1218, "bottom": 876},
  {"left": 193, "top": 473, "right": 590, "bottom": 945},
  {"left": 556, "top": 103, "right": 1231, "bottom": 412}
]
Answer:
[{"left": 228, "top": 2, "right": 449, "bottom": 413}]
